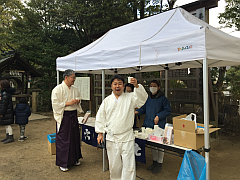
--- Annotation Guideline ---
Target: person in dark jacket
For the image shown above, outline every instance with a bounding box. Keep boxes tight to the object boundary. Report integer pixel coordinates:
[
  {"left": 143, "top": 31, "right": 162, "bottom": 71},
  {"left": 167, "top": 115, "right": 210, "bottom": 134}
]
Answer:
[
  {"left": 136, "top": 80, "right": 171, "bottom": 174},
  {"left": 0, "top": 80, "right": 16, "bottom": 144},
  {"left": 15, "top": 97, "right": 31, "bottom": 142},
  {"left": 124, "top": 83, "right": 140, "bottom": 129}
]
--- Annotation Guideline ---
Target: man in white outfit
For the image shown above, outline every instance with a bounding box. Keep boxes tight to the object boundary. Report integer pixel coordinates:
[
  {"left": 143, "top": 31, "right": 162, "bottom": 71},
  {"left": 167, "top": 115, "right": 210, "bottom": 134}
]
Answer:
[
  {"left": 51, "top": 69, "right": 83, "bottom": 172},
  {"left": 95, "top": 75, "right": 148, "bottom": 180}
]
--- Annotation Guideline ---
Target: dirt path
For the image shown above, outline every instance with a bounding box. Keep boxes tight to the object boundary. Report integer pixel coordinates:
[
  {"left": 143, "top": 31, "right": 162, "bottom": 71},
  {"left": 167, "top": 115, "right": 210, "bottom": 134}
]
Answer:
[{"left": 0, "top": 115, "right": 239, "bottom": 180}]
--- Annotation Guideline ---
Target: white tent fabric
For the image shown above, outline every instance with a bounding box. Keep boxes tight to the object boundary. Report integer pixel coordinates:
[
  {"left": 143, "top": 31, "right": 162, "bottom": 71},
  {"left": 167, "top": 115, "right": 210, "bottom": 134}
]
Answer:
[
  {"left": 56, "top": 7, "right": 240, "bottom": 180},
  {"left": 56, "top": 8, "right": 240, "bottom": 74}
]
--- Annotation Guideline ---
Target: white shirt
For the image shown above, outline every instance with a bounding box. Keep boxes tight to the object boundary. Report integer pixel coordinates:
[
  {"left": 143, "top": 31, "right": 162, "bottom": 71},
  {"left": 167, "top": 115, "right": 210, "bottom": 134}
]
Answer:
[
  {"left": 51, "top": 81, "right": 83, "bottom": 124},
  {"left": 95, "top": 84, "right": 148, "bottom": 142}
]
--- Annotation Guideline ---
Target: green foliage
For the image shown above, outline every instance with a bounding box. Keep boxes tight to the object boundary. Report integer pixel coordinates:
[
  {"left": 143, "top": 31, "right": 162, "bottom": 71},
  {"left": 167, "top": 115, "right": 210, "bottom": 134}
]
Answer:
[
  {"left": 218, "top": 0, "right": 240, "bottom": 30},
  {"left": 37, "top": 90, "right": 52, "bottom": 112},
  {"left": 142, "top": 71, "right": 160, "bottom": 78},
  {"left": 0, "top": 0, "right": 22, "bottom": 51},
  {"left": 0, "top": 0, "right": 179, "bottom": 111},
  {"left": 170, "top": 80, "right": 186, "bottom": 88},
  {"left": 226, "top": 66, "right": 240, "bottom": 100}
]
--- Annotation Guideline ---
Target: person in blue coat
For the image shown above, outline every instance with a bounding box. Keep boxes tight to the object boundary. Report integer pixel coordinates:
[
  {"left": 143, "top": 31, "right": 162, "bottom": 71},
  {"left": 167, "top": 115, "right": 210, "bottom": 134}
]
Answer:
[
  {"left": 15, "top": 97, "right": 31, "bottom": 142},
  {"left": 136, "top": 80, "right": 171, "bottom": 174}
]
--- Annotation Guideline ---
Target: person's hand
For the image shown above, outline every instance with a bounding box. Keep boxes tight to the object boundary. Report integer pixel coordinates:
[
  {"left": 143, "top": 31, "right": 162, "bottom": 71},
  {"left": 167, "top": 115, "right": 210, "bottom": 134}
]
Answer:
[
  {"left": 154, "top": 116, "right": 159, "bottom": 125},
  {"left": 76, "top": 99, "right": 80, "bottom": 105},
  {"left": 71, "top": 99, "right": 79, "bottom": 105},
  {"left": 0, "top": 115, "right": 3, "bottom": 117},
  {"left": 130, "top": 78, "right": 139, "bottom": 88},
  {"left": 135, "top": 111, "right": 138, "bottom": 114},
  {"left": 66, "top": 99, "right": 80, "bottom": 106},
  {"left": 97, "top": 133, "right": 103, "bottom": 145}
]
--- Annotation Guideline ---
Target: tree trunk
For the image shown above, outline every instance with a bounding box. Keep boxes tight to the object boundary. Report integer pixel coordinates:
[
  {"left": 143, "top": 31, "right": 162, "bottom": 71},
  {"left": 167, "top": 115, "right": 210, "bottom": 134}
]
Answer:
[
  {"left": 160, "top": 0, "right": 163, "bottom": 13},
  {"left": 133, "top": 0, "right": 137, "bottom": 21},
  {"left": 140, "top": 0, "right": 145, "bottom": 19}
]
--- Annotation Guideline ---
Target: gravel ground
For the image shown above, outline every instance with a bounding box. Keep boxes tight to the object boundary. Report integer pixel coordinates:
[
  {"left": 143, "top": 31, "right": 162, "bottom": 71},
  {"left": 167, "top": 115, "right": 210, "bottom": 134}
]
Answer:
[{"left": 0, "top": 115, "right": 239, "bottom": 180}]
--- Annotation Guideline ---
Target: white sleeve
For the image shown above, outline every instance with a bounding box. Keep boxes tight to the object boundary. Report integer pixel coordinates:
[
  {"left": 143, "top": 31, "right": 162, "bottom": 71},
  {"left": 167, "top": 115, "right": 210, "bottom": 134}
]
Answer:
[
  {"left": 51, "top": 87, "right": 66, "bottom": 124},
  {"left": 95, "top": 100, "right": 106, "bottom": 134},
  {"left": 132, "top": 84, "right": 148, "bottom": 108}
]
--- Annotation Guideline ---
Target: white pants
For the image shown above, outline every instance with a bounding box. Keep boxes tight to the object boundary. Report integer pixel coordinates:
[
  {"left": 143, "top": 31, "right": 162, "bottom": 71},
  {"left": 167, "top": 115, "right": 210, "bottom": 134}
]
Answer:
[
  {"left": 152, "top": 148, "right": 164, "bottom": 163},
  {"left": 5, "top": 125, "right": 13, "bottom": 135},
  {"left": 106, "top": 140, "right": 136, "bottom": 180}
]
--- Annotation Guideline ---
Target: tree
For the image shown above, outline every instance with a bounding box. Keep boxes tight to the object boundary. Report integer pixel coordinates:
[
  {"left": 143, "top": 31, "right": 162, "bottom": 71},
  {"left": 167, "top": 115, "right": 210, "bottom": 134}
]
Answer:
[
  {"left": 226, "top": 66, "right": 240, "bottom": 100},
  {"left": 0, "top": 0, "right": 22, "bottom": 53},
  {"left": 218, "top": 0, "right": 240, "bottom": 101},
  {"left": 210, "top": 67, "right": 227, "bottom": 92},
  {"left": 167, "top": 0, "right": 177, "bottom": 10},
  {"left": 218, "top": 0, "right": 240, "bottom": 31}
]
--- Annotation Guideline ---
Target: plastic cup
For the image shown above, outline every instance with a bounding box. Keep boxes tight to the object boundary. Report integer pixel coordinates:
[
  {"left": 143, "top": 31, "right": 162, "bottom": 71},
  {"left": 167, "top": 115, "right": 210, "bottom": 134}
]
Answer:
[{"left": 128, "top": 77, "right": 133, "bottom": 83}]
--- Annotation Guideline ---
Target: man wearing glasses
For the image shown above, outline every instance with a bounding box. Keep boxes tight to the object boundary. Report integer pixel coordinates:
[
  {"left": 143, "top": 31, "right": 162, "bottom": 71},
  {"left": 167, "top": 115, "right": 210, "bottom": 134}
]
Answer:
[{"left": 51, "top": 69, "right": 83, "bottom": 172}]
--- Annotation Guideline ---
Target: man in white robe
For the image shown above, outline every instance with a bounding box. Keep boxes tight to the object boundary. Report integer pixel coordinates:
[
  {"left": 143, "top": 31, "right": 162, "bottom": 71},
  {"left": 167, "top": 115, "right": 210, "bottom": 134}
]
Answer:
[
  {"left": 51, "top": 69, "right": 83, "bottom": 172},
  {"left": 95, "top": 75, "right": 148, "bottom": 180}
]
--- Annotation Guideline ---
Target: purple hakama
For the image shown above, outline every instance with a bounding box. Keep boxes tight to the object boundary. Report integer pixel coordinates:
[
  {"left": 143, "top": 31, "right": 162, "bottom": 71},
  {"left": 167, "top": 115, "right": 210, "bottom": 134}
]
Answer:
[{"left": 56, "top": 110, "right": 82, "bottom": 167}]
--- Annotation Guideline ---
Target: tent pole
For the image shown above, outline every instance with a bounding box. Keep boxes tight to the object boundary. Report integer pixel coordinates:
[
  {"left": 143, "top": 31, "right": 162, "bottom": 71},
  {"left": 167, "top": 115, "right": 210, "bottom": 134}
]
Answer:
[
  {"left": 102, "top": 69, "right": 106, "bottom": 172},
  {"left": 203, "top": 58, "right": 210, "bottom": 180},
  {"left": 102, "top": 69, "right": 105, "bottom": 101},
  {"left": 57, "top": 70, "right": 59, "bottom": 85},
  {"left": 165, "top": 69, "right": 168, "bottom": 98}
]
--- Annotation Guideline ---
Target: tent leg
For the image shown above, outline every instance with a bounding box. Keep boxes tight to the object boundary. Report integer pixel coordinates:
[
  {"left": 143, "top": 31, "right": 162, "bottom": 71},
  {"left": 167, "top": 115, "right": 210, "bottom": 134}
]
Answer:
[
  {"left": 203, "top": 58, "right": 210, "bottom": 180},
  {"left": 165, "top": 69, "right": 168, "bottom": 98},
  {"left": 57, "top": 70, "right": 59, "bottom": 85},
  {"left": 102, "top": 69, "right": 106, "bottom": 172}
]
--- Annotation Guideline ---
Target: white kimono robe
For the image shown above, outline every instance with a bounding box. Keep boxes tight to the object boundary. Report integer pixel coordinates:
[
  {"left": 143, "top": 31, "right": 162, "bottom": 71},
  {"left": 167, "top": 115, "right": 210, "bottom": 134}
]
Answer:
[
  {"left": 95, "top": 84, "right": 148, "bottom": 142},
  {"left": 51, "top": 81, "right": 83, "bottom": 125},
  {"left": 95, "top": 84, "right": 148, "bottom": 180}
]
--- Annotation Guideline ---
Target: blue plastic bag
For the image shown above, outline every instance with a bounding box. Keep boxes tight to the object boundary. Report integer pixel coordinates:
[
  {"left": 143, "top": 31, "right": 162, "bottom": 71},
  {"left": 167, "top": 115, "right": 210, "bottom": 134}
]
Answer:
[{"left": 177, "top": 150, "right": 206, "bottom": 180}]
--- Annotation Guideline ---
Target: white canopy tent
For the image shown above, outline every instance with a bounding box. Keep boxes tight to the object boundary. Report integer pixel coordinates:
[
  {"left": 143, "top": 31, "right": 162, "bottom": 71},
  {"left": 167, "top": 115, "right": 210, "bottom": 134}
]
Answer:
[{"left": 56, "top": 8, "right": 240, "bottom": 179}]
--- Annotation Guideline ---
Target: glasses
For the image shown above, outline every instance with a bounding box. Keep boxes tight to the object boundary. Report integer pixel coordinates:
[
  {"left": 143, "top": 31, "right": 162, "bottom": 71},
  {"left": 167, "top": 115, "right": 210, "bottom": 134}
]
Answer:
[{"left": 69, "top": 76, "right": 76, "bottom": 79}]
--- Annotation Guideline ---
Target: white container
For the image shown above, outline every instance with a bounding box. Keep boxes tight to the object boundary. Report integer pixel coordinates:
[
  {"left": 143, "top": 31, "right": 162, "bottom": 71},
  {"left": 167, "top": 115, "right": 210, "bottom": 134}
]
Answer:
[{"left": 128, "top": 77, "right": 133, "bottom": 83}]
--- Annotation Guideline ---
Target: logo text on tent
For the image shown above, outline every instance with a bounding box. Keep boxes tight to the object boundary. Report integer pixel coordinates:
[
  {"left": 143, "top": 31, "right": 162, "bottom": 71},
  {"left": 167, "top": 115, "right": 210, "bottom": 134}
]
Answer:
[{"left": 178, "top": 45, "right": 193, "bottom": 51}]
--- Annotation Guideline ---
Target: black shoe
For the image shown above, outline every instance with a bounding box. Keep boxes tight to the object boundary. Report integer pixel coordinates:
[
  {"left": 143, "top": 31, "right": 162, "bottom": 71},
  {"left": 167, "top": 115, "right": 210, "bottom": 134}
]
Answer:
[
  {"left": 147, "top": 161, "right": 157, "bottom": 171},
  {"left": 1, "top": 133, "right": 9, "bottom": 142},
  {"left": 4, "top": 135, "right": 14, "bottom": 144},
  {"left": 152, "top": 162, "right": 162, "bottom": 174},
  {"left": 18, "top": 137, "right": 25, "bottom": 142},
  {"left": 23, "top": 136, "right": 28, "bottom": 139}
]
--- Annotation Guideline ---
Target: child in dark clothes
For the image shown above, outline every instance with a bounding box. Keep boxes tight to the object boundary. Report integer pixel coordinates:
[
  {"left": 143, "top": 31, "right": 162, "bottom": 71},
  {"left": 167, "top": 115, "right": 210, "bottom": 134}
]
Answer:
[{"left": 14, "top": 97, "right": 31, "bottom": 142}]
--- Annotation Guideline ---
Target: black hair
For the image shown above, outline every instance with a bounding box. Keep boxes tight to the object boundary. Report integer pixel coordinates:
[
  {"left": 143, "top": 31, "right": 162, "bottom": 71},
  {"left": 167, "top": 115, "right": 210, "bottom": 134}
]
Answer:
[
  {"left": 19, "top": 97, "right": 27, "bottom": 104},
  {"left": 0, "top": 80, "right": 10, "bottom": 89},
  {"left": 124, "top": 83, "right": 134, "bottom": 92},
  {"left": 150, "top": 80, "right": 160, "bottom": 87},
  {"left": 110, "top": 75, "right": 125, "bottom": 84},
  {"left": 63, "top": 69, "right": 75, "bottom": 79}
]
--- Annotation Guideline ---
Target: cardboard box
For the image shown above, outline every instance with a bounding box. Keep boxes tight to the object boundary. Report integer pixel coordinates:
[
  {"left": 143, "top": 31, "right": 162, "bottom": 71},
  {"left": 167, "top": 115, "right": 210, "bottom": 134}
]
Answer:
[
  {"left": 48, "top": 141, "right": 56, "bottom": 155},
  {"left": 173, "top": 115, "right": 220, "bottom": 150},
  {"left": 47, "top": 133, "right": 56, "bottom": 155}
]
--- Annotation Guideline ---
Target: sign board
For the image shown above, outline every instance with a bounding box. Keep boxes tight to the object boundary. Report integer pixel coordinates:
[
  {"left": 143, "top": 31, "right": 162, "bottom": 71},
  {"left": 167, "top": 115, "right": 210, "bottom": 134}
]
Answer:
[{"left": 74, "top": 77, "right": 90, "bottom": 100}]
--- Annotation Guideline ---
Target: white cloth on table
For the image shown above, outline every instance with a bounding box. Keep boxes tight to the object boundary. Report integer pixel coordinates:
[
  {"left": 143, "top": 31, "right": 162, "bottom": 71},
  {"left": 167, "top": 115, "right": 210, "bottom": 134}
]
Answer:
[{"left": 51, "top": 81, "right": 83, "bottom": 126}]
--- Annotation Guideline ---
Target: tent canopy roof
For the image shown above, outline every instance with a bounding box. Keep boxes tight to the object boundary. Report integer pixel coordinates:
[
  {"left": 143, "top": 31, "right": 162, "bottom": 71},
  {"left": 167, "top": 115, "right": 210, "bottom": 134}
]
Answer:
[{"left": 56, "top": 8, "right": 240, "bottom": 74}]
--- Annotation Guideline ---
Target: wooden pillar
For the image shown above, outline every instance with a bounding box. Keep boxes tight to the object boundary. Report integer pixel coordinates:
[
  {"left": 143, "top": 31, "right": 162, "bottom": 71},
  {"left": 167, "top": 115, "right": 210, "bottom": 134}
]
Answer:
[{"left": 32, "top": 91, "right": 38, "bottom": 113}]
